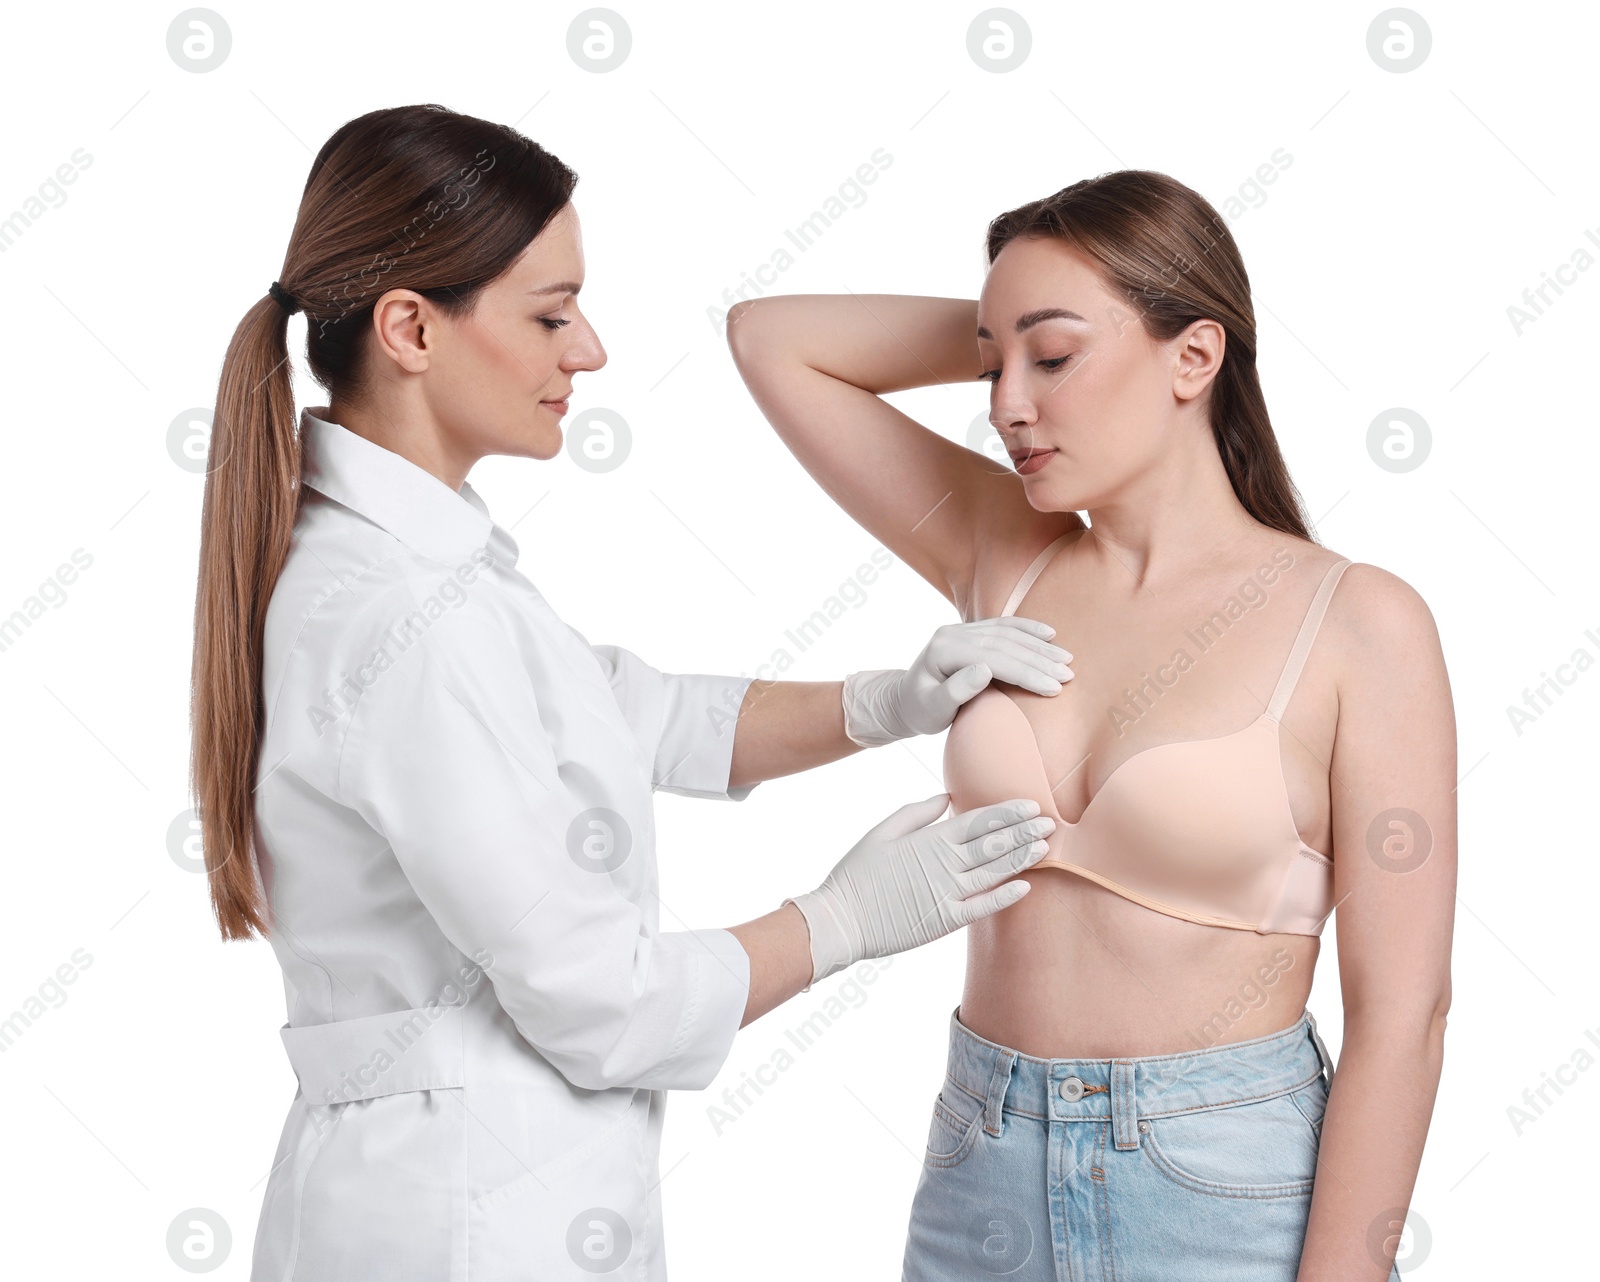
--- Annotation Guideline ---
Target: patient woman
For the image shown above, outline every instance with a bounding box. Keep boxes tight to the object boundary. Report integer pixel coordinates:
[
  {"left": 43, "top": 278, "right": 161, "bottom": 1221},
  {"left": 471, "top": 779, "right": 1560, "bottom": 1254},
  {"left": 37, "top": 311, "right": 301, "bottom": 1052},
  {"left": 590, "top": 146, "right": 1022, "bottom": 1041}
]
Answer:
[{"left": 726, "top": 170, "right": 1453, "bottom": 1282}]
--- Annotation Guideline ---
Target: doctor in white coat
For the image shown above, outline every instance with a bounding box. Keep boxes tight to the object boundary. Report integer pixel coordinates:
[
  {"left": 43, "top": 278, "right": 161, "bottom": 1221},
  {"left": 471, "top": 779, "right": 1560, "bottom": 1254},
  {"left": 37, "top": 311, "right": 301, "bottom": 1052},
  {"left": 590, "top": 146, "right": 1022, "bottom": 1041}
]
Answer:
[{"left": 190, "top": 104, "right": 1071, "bottom": 1281}]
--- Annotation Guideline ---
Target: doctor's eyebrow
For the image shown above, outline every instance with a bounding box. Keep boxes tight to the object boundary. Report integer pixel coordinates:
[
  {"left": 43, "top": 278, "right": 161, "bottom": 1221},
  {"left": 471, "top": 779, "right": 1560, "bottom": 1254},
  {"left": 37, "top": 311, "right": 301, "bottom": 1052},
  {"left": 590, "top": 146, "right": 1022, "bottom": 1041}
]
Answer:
[
  {"left": 976, "top": 307, "right": 1090, "bottom": 339},
  {"left": 528, "top": 281, "right": 583, "bottom": 296}
]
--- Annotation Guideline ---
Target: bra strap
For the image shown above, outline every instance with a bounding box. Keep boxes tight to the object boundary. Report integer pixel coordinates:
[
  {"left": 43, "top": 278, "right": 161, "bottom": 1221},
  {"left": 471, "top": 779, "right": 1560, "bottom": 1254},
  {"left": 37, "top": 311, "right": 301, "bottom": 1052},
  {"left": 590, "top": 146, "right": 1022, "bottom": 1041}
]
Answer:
[
  {"left": 1266, "top": 558, "right": 1352, "bottom": 722},
  {"left": 999, "top": 532, "right": 1076, "bottom": 616}
]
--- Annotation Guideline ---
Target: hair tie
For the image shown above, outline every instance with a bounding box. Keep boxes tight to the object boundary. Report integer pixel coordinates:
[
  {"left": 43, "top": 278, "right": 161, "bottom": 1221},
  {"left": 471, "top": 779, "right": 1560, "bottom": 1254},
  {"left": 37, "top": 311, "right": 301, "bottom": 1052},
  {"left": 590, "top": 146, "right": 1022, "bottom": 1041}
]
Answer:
[{"left": 268, "top": 281, "right": 301, "bottom": 315}]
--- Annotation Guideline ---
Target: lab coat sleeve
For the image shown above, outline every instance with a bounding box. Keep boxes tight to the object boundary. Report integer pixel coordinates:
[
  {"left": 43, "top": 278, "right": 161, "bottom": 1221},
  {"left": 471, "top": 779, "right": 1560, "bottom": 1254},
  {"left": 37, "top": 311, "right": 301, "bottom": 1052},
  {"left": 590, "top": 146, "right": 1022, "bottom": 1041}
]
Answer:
[
  {"left": 334, "top": 602, "right": 750, "bottom": 1093},
  {"left": 588, "top": 643, "right": 759, "bottom": 802}
]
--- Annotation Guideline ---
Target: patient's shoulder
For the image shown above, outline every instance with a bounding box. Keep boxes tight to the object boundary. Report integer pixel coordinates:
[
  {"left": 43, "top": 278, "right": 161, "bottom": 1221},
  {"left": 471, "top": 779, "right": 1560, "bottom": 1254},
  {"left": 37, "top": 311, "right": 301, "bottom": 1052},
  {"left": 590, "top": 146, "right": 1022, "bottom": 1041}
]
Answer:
[{"left": 963, "top": 518, "right": 1087, "bottom": 621}]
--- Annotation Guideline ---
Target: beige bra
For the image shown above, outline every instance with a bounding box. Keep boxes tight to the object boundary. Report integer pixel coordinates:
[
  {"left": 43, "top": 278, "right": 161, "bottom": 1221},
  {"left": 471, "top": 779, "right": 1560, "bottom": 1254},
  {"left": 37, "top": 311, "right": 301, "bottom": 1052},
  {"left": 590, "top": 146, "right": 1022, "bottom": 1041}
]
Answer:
[{"left": 943, "top": 535, "right": 1350, "bottom": 936}]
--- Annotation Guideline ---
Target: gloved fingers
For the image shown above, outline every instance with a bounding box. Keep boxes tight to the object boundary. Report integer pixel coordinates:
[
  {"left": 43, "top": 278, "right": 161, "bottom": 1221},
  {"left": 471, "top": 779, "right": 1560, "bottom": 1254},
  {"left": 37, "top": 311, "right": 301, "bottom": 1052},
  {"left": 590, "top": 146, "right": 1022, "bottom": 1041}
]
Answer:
[
  {"left": 951, "top": 878, "right": 1033, "bottom": 926},
  {"left": 945, "top": 616, "right": 1072, "bottom": 662},
  {"left": 970, "top": 615, "right": 1073, "bottom": 660},
  {"left": 922, "top": 623, "right": 1071, "bottom": 695},
  {"left": 954, "top": 828, "right": 1050, "bottom": 896},
  {"left": 935, "top": 662, "right": 992, "bottom": 711},
  {"left": 919, "top": 620, "right": 1068, "bottom": 677},
  {"left": 936, "top": 798, "right": 1044, "bottom": 848},
  {"left": 951, "top": 811, "right": 1055, "bottom": 871},
  {"left": 869, "top": 791, "right": 953, "bottom": 842},
  {"left": 965, "top": 636, "right": 1074, "bottom": 694}
]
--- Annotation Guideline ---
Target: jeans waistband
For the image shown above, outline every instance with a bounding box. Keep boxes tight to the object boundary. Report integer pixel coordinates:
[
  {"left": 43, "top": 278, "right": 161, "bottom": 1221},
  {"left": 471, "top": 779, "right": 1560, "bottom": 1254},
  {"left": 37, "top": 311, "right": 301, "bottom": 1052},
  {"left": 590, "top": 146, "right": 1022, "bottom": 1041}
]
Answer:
[{"left": 942, "top": 1006, "right": 1336, "bottom": 1153}]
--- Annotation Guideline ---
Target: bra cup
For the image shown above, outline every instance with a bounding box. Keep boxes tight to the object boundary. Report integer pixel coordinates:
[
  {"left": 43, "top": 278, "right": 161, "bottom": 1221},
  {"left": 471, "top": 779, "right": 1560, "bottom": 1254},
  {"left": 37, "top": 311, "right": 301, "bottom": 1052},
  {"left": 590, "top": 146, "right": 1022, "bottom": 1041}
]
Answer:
[
  {"left": 1079, "top": 722, "right": 1296, "bottom": 918},
  {"left": 944, "top": 688, "right": 1063, "bottom": 824},
  {"left": 944, "top": 688, "right": 1320, "bottom": 930},
  {"left": 1258, "top": 846, "right": 1335, "bottom": 936}
]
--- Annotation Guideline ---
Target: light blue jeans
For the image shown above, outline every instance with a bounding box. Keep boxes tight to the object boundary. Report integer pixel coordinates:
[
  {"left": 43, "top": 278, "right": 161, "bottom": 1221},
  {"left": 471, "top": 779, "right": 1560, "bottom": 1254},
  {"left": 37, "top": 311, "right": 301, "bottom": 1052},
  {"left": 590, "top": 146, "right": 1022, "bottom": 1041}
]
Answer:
[{"left": 902, "top": 1006, "right": 1403, "bottom": 1281}]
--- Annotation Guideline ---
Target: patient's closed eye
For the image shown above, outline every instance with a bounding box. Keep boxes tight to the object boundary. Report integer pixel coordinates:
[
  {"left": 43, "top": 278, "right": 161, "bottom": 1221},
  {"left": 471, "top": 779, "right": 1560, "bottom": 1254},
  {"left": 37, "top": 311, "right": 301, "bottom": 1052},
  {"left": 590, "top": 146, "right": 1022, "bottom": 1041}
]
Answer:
[{"left": 978, "top": 355, "right": 1072, "bottom": 382}]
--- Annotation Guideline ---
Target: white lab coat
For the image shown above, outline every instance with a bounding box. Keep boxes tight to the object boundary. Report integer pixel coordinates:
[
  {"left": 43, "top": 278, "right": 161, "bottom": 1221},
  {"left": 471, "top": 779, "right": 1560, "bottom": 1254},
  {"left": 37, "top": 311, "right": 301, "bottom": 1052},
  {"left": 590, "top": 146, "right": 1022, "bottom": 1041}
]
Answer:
[{"left": 248, "top": 408, "right": 759, "bottom": 1280}]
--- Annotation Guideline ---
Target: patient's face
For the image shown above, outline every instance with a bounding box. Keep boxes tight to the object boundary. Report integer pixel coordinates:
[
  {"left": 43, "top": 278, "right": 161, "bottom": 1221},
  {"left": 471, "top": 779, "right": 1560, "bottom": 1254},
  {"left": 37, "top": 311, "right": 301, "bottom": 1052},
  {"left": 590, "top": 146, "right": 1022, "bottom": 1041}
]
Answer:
[{"left": 977, "top": 235, "right": 1194, "bottom": 512}]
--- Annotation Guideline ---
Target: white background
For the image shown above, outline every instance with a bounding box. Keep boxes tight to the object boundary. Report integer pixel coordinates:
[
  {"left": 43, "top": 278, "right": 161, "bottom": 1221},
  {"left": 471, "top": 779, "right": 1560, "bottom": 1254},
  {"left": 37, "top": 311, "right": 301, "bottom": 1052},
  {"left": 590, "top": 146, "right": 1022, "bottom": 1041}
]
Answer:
[{"left": 1, "top": 0, "right": 1594, "bottom": 1277}]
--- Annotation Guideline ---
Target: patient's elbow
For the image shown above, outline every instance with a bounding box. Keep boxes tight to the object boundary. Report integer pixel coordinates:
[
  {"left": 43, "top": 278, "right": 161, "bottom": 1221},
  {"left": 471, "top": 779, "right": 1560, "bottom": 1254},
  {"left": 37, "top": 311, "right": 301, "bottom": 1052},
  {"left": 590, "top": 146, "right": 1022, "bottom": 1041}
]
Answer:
[{"left": 724, "top": 298, "right": 765, "bottom": 358}]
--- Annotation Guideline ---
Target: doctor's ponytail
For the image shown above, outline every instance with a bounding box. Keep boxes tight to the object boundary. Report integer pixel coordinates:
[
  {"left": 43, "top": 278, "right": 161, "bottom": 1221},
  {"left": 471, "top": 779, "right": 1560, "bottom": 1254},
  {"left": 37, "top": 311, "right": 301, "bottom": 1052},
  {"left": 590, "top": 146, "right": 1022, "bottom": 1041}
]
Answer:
[{"left": 191, "top": 104, "right": 577, "bottom": 941}]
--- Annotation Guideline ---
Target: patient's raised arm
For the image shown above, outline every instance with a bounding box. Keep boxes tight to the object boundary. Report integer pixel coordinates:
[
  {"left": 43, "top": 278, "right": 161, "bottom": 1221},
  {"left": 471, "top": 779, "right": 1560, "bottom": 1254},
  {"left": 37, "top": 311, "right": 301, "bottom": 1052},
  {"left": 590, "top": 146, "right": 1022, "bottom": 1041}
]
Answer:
[{"left": 725, "top": 293, "right": 1077, "bottom": 614}]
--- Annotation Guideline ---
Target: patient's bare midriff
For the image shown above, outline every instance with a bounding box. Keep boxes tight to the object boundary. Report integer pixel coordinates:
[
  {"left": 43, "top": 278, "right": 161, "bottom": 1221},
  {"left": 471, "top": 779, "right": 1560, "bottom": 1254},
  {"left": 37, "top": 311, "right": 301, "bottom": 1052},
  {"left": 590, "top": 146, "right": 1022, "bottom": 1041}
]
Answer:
[{"left": 959, "top": 867, "right": 1320, "bottom": 1059}]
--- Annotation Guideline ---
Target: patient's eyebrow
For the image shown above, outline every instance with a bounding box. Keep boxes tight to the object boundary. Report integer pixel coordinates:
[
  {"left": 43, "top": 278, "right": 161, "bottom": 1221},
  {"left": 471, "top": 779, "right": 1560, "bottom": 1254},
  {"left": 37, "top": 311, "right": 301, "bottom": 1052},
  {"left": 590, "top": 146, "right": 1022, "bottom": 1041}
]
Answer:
[
  {"left": 977, "top": 307, "right": 1090, "bottom": 340},
  {"left": 529, "top": 281, "right": 583, "bottom": 296}
]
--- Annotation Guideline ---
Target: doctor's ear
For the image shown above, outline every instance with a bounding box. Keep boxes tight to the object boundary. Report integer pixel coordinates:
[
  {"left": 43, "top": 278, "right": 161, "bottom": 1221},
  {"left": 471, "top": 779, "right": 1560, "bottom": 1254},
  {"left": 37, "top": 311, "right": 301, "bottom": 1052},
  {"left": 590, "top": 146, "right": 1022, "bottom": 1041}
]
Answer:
[{"left": 368, "top": 288, "right": 437, "bottom": 375}]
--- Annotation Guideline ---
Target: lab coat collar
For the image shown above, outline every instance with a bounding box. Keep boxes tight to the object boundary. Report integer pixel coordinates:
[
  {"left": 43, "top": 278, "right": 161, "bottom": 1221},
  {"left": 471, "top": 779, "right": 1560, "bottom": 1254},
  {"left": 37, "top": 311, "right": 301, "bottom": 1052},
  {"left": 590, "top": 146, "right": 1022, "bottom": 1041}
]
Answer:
[{"left": 298, "top": 406, "right": 520, "bottom": 570}]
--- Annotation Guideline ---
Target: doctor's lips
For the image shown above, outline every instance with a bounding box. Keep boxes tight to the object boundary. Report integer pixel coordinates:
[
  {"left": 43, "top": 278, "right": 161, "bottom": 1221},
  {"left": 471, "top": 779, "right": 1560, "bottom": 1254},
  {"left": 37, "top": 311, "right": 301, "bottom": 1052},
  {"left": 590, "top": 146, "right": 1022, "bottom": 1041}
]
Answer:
[{"left": 1009, "top": 447, "right": 1057, "bottom": 475}]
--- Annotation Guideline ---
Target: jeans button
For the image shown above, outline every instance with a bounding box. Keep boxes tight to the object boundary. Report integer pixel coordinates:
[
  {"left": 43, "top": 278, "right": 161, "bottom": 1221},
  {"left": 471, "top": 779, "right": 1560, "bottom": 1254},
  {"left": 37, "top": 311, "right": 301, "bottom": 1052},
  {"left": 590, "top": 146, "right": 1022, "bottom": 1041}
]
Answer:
[{"left": 1059, "top": 1075, "right": 1085, "bottom": 1102}]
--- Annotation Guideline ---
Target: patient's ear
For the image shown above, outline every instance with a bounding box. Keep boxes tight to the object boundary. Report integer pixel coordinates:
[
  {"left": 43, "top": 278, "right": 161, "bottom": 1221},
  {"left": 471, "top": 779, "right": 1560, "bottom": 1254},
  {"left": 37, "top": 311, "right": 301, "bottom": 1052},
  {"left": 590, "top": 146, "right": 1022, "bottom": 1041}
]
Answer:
[{"left": 1171, "top": 318, "right": 1225, "bottom": 404}]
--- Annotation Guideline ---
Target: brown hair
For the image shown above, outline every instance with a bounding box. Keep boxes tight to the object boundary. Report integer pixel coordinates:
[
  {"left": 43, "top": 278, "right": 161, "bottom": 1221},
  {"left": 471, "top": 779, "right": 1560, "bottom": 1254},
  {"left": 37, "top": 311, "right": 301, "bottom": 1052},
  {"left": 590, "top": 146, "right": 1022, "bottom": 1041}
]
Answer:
[
  {"left": 986, "top": 170, "right": 1314, "bottom": 542},
  {"left": 191, "top": 104, "right": 578, "bottom": 940}
]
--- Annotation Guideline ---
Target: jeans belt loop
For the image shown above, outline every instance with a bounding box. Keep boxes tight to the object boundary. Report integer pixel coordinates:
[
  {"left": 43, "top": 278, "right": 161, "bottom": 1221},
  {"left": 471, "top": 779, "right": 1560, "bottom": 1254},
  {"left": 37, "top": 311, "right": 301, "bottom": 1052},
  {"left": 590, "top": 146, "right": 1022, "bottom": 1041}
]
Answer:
[
  {"left": 1110, "top": 1060, "right": 1140, "bottom": 1150},
  {"left": 984, "top": 1048, "right": 1017, "bottom": 1137},
  {"left": 1306, "top": 1008, "right": 1337, "bottom": 1086}
]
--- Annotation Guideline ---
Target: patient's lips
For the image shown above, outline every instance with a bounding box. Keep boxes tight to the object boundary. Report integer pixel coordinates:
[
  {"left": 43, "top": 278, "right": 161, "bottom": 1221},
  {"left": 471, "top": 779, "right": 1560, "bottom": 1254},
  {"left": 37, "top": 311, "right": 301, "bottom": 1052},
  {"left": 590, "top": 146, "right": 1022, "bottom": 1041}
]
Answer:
[{"left": 1010, "top": 448, "right": 1057, "bottom": 475}]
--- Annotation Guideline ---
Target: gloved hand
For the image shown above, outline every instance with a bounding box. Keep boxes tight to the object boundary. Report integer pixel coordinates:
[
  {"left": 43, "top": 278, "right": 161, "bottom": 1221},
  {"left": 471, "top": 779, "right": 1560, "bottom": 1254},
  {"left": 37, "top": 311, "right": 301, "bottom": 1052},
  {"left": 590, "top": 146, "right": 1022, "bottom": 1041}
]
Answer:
[
  {"left": 783, "top": 793, "right": 1055, "bottom": 988},
  {"left": 841, "top": 617, "right": 1073, "bottom": 747}
]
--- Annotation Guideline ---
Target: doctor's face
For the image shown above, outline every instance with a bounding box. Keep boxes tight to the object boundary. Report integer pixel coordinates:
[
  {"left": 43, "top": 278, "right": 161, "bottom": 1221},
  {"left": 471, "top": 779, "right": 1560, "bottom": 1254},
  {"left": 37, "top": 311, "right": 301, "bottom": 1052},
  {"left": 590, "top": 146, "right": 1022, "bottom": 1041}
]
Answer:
[
  {"left": 976, "top": 236, "right": 1196, "bottom": 513},
  {"left": 422, "top": 202, "right": 607, "bottom": 464}
]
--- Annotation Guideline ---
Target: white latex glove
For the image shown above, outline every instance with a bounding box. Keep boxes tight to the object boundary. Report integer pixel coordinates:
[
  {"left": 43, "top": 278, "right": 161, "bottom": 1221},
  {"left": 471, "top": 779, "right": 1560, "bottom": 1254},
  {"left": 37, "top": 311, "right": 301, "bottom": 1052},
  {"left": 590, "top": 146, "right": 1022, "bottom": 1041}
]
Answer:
[
  {"left": 783, "top": 793, "right": 1054, "bottom": 988},
  {"left": 841, "top": 616, "right": 1073, "bottom": 747}
]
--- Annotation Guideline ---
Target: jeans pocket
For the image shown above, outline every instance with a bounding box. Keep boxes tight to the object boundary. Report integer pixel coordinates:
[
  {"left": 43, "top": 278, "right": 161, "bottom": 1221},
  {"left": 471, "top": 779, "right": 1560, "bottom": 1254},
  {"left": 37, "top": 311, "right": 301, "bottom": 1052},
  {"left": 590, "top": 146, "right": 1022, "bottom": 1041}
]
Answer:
[
  {"left": 1140, "top": 1088, "right": 1320, "bottom": 1199},
  {"left": 923, "top": 1082, "right": 984, "bottom": 1170},
  {"left": 1288, "top": 1072, "right": 1330, "bottom": 1137}
]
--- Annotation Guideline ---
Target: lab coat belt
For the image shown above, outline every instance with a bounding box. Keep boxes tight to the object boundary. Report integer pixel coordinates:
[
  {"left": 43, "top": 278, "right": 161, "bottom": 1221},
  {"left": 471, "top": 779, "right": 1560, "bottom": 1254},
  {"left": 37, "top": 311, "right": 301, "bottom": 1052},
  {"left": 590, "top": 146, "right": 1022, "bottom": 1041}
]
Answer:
[{"left": 280, "top": 1001, "right": 468, "bottom": 1108}]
